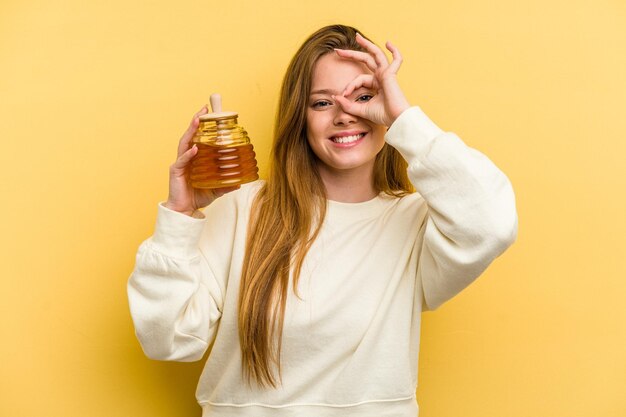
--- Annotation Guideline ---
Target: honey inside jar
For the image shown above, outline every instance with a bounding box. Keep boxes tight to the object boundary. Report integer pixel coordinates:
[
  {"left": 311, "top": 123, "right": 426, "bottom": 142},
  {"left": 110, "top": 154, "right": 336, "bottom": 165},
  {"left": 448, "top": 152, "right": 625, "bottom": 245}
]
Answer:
[
  {"left": 190, "top": 142, "right": 259, "bottom": 188},
  {"left": 190, "top": 94, "right": 259, "bottom": 189}
]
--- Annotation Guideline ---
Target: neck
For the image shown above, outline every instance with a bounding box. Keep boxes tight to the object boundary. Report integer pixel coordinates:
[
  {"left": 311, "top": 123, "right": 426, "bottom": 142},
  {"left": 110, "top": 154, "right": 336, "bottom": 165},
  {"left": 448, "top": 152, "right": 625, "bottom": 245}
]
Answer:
[{"left": 317, "top": 162, "right": 377, "bottom": 203}]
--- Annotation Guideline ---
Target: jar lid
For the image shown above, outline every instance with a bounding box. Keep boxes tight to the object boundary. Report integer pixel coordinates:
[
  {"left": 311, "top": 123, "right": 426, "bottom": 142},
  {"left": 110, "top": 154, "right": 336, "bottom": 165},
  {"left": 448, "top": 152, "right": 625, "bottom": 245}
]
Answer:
[{"left": 199, "top": 93, "right": 238, "bottom": 121}]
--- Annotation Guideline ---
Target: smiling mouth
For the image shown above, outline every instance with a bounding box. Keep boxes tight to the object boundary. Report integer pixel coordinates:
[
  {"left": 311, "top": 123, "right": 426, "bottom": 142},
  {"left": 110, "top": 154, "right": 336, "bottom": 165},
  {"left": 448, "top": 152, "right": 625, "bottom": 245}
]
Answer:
[{"left": 330, "top": 133, "right": 366, "bottom": 144}]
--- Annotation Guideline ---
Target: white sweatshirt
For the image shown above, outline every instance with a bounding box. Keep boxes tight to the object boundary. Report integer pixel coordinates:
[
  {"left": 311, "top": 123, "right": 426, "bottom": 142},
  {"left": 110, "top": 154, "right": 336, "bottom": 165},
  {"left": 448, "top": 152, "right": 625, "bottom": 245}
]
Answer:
[{"left": 128, "top": 107, "right": 518, "bottom": 417}]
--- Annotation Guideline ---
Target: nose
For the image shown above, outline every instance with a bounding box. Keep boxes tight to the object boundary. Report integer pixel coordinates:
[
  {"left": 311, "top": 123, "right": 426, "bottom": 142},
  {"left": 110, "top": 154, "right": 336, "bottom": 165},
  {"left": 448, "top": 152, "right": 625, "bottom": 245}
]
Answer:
[{"left": 333, "top": 105, "right": 357, "bottom": 126}]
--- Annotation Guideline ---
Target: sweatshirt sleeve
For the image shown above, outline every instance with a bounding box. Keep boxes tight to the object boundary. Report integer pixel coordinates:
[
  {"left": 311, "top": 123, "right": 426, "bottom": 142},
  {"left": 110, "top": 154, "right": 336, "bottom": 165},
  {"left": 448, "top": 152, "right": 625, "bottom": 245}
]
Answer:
[
  {"left": 385, "top": 107, "right": 518, "bottom": 311},
  {"left": 127, "top": 203, "right": 228, "bottom": 362}
]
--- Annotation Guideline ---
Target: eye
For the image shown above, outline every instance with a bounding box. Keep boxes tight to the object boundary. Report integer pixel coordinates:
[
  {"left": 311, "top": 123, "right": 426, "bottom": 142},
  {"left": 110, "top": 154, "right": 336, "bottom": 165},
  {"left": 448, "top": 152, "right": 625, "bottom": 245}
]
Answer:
[
  {"left": 356, "top": 94, "right": 374, "bottom": 102},
  {"left": 311, "top": 100, "right": 332, "bottom": 109}
]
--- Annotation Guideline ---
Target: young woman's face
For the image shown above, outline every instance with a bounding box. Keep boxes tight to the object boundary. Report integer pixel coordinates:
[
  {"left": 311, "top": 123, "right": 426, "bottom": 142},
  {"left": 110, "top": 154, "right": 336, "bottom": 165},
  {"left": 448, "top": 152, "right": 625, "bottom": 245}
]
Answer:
[{"left": 306, "top": 53, "right": 386, "bottom": 179}]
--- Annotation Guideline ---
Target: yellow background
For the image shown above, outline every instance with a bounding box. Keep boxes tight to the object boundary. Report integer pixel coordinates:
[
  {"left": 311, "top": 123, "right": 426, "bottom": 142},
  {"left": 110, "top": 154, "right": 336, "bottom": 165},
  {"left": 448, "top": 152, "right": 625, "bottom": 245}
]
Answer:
[{"left": 1, "top": 0, "right": 625, "bottom": 416}]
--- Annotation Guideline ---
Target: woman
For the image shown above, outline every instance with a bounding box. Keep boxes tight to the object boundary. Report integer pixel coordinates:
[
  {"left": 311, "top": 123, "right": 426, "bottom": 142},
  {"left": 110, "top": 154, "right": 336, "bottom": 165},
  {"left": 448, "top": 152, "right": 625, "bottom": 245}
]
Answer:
[{"left": 128, "top": 24, "right": 517, "bottom": 417}]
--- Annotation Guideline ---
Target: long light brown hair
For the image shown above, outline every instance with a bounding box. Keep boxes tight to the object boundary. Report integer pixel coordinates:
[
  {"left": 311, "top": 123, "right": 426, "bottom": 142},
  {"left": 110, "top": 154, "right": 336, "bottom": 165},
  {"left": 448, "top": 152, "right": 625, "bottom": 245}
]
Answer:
[{"left": 238, "top": 24, "right": 414, "bottom": 388}]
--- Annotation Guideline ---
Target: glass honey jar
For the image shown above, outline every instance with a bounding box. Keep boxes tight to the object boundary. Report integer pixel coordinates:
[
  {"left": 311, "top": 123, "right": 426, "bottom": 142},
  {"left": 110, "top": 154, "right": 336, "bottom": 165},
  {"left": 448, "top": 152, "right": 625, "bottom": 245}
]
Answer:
[{"left": 190, "top": 94, "right": 259, "bottom": 189}]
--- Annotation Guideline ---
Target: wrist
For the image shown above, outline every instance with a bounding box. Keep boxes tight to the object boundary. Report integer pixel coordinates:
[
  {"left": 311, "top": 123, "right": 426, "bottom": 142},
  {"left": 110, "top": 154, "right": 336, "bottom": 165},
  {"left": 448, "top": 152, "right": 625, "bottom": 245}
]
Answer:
[
  {"left": 388, "top": 103, "right": 411, "bottom": 126},
  {"left": 163, "top": 201, "right": 195, "bottom": 217}
]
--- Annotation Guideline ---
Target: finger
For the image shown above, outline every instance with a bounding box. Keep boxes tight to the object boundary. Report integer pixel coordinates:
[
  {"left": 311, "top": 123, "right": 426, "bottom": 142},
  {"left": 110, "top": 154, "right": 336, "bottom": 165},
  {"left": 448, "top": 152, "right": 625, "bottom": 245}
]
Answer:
[
  {"left": 355, "top": 33, "right": 389, "bottom": 69},
  {"left": 342, "top": 74, "right": 377, "bottom": 97},
  {"left": 333, "top": 94, "right": 367, "bottom": 119},
  {"left": 172, "top": 144, "right": 198, "bottom": 172},
  {"left": 385, "top": 41, "right": 403, "bottom": 74},
  {"left": 178, "top": 106, "right": 208, "bottom": 157},
  {"left": 186, "top": 106, "right": 209, "bottom": 137},
  {"left": 334, "top": 48, "right": 377, "bottom": 72}
]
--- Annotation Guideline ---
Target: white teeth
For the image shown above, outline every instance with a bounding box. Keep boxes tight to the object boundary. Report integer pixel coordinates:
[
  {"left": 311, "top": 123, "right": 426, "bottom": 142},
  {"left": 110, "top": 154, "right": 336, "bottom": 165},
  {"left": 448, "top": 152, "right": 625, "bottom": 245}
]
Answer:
[{"left": 332, "top": 133, "right": 364, "bottom": 143}]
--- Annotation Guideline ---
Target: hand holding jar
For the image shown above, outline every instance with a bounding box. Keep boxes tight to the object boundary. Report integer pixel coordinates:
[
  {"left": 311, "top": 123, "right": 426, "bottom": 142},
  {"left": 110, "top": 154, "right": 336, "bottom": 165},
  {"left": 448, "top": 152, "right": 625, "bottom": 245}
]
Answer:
[{"left": 164, "top": 94, "right": 259, "bottom": 216}]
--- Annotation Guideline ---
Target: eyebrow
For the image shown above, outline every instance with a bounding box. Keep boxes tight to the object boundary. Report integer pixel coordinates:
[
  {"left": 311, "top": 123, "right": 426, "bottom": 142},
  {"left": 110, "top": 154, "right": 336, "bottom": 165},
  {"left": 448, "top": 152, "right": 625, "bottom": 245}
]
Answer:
[
  {"left": 309, "top": 87, "right": 370, "bottom": 96},
  {"left": 310, "top": 89, "right": 340, "bottom": 95}
]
